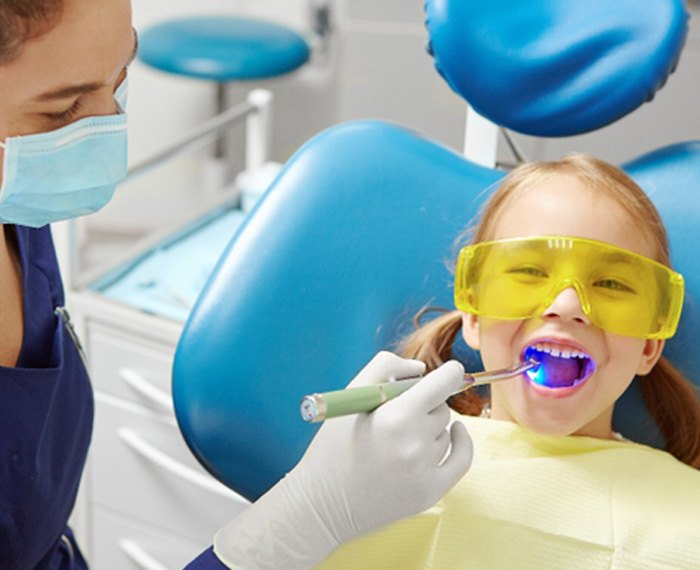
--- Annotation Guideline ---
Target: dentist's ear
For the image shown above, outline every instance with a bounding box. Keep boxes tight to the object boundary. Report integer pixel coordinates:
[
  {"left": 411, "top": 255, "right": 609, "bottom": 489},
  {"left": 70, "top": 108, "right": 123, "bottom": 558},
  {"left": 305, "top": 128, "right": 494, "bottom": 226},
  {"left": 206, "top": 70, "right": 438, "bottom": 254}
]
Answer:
[
  {"left": 461, "top": 312, "right": 480, "bottom": 350},
  {"left": 636, "top": 339, "right": 665, "bottom": 376}
]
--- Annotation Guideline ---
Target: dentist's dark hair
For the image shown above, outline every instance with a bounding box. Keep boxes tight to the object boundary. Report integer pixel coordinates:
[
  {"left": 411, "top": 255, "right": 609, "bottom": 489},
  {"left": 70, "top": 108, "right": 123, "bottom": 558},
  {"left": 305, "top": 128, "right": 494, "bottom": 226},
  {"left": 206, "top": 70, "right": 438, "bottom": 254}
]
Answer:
[
  {"left": 0, "top": 0, "right": 63, "bottom": 64},
  {"left": 399, "top": 154, "right": 700, "bottom": 468}
]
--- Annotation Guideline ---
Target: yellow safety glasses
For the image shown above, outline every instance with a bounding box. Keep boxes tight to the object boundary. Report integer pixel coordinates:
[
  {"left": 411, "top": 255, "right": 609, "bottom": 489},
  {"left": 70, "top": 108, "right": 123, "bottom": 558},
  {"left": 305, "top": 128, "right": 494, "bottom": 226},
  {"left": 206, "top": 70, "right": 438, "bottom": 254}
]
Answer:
[{"left": 454, "top": 236, "right": 684, "bottom": 339}]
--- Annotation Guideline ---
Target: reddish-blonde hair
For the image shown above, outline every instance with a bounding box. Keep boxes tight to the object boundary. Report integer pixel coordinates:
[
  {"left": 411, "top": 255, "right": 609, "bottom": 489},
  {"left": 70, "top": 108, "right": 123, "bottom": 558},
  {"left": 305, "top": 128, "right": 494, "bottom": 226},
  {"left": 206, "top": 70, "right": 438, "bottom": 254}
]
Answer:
[{"left": 399, "top": 154, "right": 700, "bottom": 468}]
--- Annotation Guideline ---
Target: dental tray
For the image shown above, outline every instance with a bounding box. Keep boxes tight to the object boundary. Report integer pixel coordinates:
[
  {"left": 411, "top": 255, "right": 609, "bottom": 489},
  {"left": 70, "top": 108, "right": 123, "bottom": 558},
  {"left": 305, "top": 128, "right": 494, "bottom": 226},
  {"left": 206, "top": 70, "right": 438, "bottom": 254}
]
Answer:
[{"left": 88, "top": 204, "right": 246, "bottom": 322}]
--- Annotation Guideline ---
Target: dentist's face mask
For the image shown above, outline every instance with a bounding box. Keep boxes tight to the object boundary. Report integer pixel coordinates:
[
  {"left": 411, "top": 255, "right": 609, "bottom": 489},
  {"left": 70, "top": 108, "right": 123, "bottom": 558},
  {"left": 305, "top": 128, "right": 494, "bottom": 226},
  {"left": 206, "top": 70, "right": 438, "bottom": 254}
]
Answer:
[{"left": 0, "top": 78, "right": 129, "bottom": 228}]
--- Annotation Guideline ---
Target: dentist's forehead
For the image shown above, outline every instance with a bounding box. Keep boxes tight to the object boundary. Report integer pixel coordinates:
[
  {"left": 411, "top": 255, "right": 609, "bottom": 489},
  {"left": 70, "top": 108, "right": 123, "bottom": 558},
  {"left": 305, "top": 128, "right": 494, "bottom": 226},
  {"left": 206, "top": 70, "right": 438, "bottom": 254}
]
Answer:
[
  {"left": 0, "top": 0, "right": 133, "bottom": 99},
  {"left": 31, "top": 29, "right": 137, "bottom": 103}
]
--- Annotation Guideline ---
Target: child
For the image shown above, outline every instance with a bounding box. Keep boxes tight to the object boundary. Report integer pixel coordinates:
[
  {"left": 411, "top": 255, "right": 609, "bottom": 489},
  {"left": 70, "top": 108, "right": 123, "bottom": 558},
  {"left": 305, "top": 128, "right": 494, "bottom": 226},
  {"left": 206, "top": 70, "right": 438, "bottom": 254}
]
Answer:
[
  {"left": 403, "top": 153, "right": 700, "bottom": 462},
  {"left": 205, "top": 154, "right": 700, "bottom": 569}
]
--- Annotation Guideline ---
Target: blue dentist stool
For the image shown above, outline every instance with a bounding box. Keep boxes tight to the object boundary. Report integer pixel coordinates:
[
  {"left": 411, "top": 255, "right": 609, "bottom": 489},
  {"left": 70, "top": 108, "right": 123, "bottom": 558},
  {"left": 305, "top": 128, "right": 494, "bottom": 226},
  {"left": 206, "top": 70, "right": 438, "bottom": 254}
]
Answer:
[{"left": 138, "top": 16, "right": 311, "bottom": 187}]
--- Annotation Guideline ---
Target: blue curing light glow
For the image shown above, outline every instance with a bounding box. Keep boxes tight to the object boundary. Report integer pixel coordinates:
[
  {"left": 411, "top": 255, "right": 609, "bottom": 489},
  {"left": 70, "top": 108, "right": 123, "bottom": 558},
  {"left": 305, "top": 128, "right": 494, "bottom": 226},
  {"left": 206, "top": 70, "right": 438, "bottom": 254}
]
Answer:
[
  {"left": 522, "top": 345, "right": 595, "bottom": 388},
  {"left": 523, "top": 346, "right": 548, "bottom": 385},
  {"left": 525, "top": 360, "right": 548, "bottom": 385}
]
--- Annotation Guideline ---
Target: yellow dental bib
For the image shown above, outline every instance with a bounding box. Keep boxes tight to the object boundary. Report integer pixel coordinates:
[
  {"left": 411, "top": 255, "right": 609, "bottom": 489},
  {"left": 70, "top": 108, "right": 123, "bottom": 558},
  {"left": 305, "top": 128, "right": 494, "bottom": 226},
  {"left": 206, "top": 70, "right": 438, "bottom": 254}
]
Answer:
[{"left": 317, "top": 415, "right": 700, "bottom": 569}]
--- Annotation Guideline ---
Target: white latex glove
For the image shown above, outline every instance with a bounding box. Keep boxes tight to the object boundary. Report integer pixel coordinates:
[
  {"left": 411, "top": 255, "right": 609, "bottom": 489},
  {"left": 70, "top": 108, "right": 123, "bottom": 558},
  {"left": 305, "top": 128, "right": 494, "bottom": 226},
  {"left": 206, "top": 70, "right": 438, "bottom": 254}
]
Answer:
[{"left": 214, "top": 351, "right": 474, "bottom": 569}]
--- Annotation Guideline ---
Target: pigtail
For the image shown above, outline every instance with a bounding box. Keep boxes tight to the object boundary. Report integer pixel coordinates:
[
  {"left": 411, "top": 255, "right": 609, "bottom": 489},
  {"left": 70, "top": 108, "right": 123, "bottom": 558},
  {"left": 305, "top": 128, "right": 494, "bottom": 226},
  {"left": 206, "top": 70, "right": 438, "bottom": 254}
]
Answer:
[
  {"left": 639, "top": 357, "right": 700, "bottom": 468},
  {"left": 398, "top": 308, "right": 486, "bottom": 416}
]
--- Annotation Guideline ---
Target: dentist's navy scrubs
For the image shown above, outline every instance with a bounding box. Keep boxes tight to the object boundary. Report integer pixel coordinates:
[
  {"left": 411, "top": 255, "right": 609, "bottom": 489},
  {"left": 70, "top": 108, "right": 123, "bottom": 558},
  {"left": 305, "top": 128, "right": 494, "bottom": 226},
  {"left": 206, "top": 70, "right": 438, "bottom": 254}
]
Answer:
[
  {"left": 1, "top": 225, "right": 91, "bottom": 569},
  {"left": 0, "top": 226, "right": 228, "bottom": 570},
  {"left": 0, "top": 77, "right": 228, "bottom": 568}
]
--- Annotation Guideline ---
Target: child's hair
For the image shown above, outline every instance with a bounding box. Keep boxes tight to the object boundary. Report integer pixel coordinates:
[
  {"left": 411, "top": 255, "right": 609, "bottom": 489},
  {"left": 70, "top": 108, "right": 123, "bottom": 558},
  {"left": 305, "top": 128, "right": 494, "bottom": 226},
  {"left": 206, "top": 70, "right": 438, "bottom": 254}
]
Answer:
[
  {"left": 399, "top": 154, "right": 700, "bottom": 468},
  {"left": 0, "top": 0, "right": 63, "bottom": 64}
]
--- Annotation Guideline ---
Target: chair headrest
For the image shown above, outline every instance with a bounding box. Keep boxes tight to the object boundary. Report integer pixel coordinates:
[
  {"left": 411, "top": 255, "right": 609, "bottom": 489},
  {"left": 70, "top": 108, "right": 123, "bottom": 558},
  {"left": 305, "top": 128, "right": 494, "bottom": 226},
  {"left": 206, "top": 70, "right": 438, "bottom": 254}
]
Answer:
[{"left": 425, "top": 0, "right": 688, "bottom": 136}]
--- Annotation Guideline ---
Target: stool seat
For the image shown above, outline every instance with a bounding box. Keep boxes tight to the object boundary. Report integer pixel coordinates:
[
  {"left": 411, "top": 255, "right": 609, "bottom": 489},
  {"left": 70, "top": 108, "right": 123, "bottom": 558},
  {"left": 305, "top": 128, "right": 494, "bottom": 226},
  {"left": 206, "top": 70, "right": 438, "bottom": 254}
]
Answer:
[{"left": 139, "top": 16, "right": 311, "bottom": 82}]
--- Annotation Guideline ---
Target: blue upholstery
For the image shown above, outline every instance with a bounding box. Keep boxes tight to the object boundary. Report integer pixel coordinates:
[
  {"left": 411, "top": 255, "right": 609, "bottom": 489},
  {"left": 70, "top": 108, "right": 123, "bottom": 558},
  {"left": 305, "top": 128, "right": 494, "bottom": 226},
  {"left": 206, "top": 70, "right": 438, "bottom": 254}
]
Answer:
[
  {"left": 173, "top": 121, "right": 502, "bottom": 500},
  {"left": 425, "top": 0, "right": 688, "bottom": 136},
  {"left": 138, "top": 17, "right": 310, "bottom": 81},
  {"left": 173, "top": 120, "right": 700, "bottom": 500}
]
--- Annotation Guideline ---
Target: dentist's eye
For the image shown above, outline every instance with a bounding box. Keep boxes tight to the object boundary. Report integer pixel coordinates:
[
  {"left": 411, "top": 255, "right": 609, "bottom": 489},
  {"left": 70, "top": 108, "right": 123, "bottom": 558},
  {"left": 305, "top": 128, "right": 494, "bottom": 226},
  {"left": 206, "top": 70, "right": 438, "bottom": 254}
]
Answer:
[{"left": 44, "top": 99, "right": 83, "bottom": 123}]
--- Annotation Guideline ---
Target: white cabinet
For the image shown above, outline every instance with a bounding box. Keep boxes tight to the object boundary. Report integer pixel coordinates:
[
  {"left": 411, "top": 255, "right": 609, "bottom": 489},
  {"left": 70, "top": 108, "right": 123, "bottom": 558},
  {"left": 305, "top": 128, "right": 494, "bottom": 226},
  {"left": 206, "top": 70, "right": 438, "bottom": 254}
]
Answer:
[
  {"left": 91, "top": 506, "right": 208, "bottom": 570},
  {"left": 89, "top": 324, "right": 175, "bottom": 413},
  {"left": 70, "top": 291, "right": 249, "bottom": 569}
]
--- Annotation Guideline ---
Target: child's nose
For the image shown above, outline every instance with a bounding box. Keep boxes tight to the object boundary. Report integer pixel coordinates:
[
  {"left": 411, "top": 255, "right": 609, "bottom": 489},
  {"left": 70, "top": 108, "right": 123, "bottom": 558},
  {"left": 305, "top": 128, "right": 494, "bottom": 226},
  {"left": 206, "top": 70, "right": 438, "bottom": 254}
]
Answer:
[{"left": 542, "top": 287, "right": 590, "bottom": 325}]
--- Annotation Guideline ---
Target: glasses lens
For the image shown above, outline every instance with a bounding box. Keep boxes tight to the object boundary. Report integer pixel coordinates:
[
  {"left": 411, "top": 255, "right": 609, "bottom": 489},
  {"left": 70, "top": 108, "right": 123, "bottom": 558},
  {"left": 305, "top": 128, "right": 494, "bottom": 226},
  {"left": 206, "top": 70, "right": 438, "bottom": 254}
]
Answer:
[{"left": 455, "top": 237, "right": 683, "bottom": 339}]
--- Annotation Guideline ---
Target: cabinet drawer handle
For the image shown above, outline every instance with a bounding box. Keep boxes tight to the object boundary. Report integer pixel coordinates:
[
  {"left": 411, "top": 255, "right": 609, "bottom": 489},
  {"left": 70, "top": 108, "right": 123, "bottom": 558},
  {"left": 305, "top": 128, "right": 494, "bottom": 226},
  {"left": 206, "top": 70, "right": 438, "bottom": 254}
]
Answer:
[
  {"left": 117, "top": 427, "right": 249, "bottom": 505},
  {"left": 119, "top": 539, "right": 170, "bottom": 570},
  {"left": 119, "top": 368, "right": 174, "bottom": 413}
]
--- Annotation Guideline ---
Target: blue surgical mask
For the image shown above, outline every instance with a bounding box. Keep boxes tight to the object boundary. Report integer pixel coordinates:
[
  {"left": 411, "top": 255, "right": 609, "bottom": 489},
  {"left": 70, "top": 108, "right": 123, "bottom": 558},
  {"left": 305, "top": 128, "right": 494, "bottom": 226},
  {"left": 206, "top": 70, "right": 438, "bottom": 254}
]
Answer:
[
  {"left": 0, "top": 86, "right": 128, "bottom": 228},
  {"left": 115, "top": 76, "right": 129, "bottom": 111}
]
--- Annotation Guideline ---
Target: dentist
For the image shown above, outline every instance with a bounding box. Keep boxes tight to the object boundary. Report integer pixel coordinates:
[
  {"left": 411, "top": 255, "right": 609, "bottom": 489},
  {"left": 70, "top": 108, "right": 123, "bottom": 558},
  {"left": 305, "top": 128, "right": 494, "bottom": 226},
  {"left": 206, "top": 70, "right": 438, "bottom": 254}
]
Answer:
[
  {"left": 0, "top": 1, "right": 467, "bottom": 568},
  {"left": 0, "top": 0, "right": 133, "bottom": 567}
]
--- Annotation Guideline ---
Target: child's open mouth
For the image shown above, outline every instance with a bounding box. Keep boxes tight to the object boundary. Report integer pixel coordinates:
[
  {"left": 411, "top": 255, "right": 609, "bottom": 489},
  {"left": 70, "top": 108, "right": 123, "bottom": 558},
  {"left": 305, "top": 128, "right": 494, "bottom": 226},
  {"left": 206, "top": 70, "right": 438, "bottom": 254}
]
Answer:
[{"left": 523, "top": 342, "right": 596, "bottom": 389}]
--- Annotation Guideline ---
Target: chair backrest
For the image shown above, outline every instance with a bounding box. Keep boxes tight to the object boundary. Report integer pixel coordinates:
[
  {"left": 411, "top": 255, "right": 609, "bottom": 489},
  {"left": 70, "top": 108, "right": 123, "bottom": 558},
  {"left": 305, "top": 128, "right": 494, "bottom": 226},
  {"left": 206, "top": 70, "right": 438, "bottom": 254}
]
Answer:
[
  {"left": 173, "top": 122, "right": 502, "bottom": 499},
  {"left": 173, "top": 0, "right": 697, "bottom": 501}
]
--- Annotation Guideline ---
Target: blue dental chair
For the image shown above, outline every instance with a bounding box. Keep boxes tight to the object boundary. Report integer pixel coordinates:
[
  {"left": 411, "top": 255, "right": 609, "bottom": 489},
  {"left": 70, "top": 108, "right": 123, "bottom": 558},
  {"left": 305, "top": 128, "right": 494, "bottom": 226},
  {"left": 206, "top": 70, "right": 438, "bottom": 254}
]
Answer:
[{"left": 173, "top": 0, "right": 699, "bottom": 501}]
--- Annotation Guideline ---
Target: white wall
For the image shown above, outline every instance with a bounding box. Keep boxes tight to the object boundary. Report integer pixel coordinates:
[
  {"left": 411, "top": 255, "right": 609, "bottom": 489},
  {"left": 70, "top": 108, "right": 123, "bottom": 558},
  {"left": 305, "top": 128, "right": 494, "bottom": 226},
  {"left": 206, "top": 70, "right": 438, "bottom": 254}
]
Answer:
[
  {"left": 87, "top": 0, "right": 335, "bottom": 237},
  {"left": 87, "top": 1, "right": 700, "bottom": 241},
  {"left": 509, "top": 2, "right": 700, "bottom": 165}
]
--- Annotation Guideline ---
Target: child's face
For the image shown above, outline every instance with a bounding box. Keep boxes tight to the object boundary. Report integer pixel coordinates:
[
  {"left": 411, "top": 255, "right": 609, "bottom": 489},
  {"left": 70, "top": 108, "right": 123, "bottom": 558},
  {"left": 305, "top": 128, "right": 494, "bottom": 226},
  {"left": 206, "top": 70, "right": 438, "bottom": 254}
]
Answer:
[{"left": 461, "top": 175, "right": 665, "bottom": 438}]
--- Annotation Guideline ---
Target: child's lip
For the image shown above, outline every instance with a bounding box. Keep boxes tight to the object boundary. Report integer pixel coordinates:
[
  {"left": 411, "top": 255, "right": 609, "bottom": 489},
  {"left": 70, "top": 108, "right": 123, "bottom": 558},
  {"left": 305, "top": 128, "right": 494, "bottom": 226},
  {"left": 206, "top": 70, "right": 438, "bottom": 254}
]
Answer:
[{"left": 525, "top": 374, "right": 591, "bottom": 398}]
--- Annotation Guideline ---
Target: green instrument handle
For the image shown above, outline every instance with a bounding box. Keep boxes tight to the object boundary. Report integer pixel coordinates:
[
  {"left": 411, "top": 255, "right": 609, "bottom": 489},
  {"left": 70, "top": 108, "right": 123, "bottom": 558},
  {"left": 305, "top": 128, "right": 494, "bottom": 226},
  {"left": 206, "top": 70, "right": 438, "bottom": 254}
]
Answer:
[
  {"left": 299, "top": 359, "right": 537, "bottom": 423},
  {"left": 300, "top": 377, "right": 421, "bottom": 422}
]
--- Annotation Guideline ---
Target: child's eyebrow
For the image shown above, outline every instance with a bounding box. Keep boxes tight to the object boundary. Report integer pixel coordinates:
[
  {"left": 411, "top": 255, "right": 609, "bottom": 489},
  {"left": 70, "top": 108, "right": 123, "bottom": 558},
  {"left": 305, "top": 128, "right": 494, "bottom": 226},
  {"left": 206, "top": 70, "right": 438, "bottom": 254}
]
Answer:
[
  {"left": 598, "top": 252, "right": 639, "bottom": 267},
  {"left": 32, "top": 28, "right": 138, "bottom": 103}
]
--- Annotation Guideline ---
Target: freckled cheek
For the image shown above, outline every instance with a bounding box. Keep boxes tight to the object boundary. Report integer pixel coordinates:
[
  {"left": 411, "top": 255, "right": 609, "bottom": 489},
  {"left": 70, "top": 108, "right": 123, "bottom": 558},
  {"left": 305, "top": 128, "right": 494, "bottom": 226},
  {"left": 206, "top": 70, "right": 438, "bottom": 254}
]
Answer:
[
  {"left": 604, "top": 336, "right": 649, "bottom": 376},
  {"left": 491, "top": 381, "right": 521, "bottom": 404},
  {"left": 478, "top": 318, "right": 525, "bottom": 368}
]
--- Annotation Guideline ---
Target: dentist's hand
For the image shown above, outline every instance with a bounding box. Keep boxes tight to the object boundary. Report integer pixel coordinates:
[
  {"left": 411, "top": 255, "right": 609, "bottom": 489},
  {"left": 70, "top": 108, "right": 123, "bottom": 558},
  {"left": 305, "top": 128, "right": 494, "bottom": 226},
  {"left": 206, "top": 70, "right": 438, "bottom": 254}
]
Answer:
[{"left": 214, "top": 352, "right": 474, "bottom": 569}]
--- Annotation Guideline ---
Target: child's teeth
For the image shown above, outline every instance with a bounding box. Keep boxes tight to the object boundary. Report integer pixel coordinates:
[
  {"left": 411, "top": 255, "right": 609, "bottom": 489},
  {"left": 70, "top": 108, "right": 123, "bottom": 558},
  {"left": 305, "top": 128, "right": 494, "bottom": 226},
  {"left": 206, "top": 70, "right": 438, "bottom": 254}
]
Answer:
[{"left": 531, "top": 343, "right": 589, "bottom": 360}]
